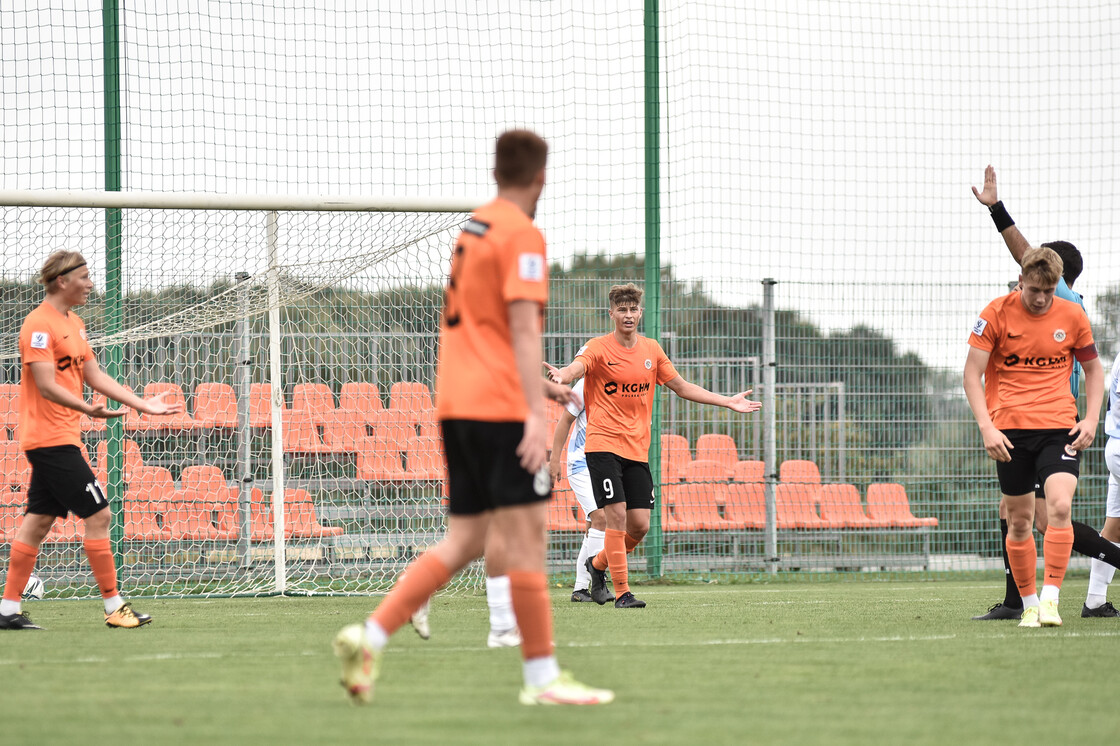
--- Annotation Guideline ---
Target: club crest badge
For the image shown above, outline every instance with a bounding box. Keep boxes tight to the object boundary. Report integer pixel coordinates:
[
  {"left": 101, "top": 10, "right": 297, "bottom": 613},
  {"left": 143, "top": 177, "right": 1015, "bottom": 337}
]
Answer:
[{"left": 1053, "top": 329, "right": 1066, "bottom": 342}]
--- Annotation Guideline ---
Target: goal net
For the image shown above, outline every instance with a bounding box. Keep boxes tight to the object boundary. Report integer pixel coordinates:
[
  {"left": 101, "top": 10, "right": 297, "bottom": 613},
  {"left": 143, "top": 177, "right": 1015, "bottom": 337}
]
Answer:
[{"left": 0, "top": 194, "right": 479, "bottom": 597}]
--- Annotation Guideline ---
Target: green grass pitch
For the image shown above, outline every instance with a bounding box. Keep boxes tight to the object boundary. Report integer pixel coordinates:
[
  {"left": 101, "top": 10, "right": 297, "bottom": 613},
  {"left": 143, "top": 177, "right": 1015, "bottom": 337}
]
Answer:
[{"left": 1, "top": 579, "right": 1115, "bottom": 745}]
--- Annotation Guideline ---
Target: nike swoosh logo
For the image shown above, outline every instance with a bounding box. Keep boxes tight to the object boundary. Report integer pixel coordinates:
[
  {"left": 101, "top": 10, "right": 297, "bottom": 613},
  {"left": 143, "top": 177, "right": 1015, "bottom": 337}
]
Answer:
[
  {"left": 607, "top": 362, "right": 621, "bottom": 366},
  {"left": 1061, "top": 455, "right": 1077, "bottom": 461},
  {"left": 63, "top": 335, "right": 70, "bottom": 339},
  {"left": 1008, "top": 334, "right": 1021, "bottom": 338}
]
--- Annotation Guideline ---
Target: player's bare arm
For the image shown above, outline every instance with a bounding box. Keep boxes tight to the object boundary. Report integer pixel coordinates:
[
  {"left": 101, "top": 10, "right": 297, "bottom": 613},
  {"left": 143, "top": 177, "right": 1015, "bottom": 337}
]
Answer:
[
  {"left": 28, "top": 360, "right": 125, "bottom": 418},
  {"left": 972, "top": 165, "right": 1030, "bottom": 264},
  {"left": 663, "top": 376, "right": 762, "bottom": 413},
  {"left": 544, "top": 359, "right": 586, "bottom": 386},
  {"left": 509, "top": 299, "right": 548, "bottom": 473},
  {"left": 963, "top": 346, "right": 1013, "bottom": 462},
  {"left": 83, "top": 360, "right": 184, "bottom": 416},
  {"left": 550, "top": 408, "right": 577, "bottom": 485},
  {"left": 1069, "top": 355, "right": 1105, "bottom": 451}
]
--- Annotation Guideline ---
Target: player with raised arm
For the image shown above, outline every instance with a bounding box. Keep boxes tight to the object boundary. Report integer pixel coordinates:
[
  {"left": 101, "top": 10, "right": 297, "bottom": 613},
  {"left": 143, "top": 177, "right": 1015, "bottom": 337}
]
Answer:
[
  {"left": 546, "top": 284, "right": 761, "bottom": 609},
  {"left": 549, "top": 375, "right": 606, "bottom": 602},
  {"left": 964, "top": 246, "right": 1104, "bottom": 628},
  {"left": 333, "top": 130, "right": 613, "bottom": 706},
  {"left": 0, "top": 251, "right": 183, "bottom": 630},
  {"left": 971, "top": 166, "right": 1120, "bottom": 620}
]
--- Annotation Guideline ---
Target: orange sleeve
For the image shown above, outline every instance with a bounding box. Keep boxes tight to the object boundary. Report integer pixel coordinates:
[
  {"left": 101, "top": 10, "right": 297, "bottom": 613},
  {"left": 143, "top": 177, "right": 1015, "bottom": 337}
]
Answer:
[
  {"left": 967, "top": 306, "right": 999, "bottom": 351},
  {"left": 501, "top": 227, "right": 548, "bottom": 305},
  {"left": 1072, "top": 312, "right": 1097, "bottom": 362},
  {"left": 574, "top": 339, "right": 598, "bottom": 374},
  {"left": 20, "top": 320, "right": 56, "bottom": 367}
]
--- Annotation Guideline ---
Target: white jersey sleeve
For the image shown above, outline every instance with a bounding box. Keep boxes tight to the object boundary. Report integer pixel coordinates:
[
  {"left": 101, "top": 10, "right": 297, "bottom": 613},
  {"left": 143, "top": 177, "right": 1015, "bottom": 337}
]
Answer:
[
  {"left": 1106, "top": 355, "right": 1120, "bottom": 440},
  {"left": 565, "top": 378, "right": 588, "bottom": 475}
]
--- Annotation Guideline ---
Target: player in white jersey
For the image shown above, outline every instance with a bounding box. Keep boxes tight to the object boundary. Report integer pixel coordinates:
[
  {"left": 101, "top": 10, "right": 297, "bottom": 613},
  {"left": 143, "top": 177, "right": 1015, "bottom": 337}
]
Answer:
[
  {"left": 549, "top": 376, "right": 607, "bottom": 602},
  {"left": 1083, "top": 354, "right": 1120, "bottom": 615}
]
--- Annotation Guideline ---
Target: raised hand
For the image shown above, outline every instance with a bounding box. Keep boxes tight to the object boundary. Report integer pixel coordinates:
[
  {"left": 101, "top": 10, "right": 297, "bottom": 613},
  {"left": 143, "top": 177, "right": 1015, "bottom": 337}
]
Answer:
[{"left": 971, "top": 164, "right": 998, "bottom": 207}]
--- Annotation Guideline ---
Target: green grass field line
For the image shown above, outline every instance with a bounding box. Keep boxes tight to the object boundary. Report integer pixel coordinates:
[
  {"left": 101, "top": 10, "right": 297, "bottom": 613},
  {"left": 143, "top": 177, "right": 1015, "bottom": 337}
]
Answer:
[{"left": 1, "top": 581, "right": 1115, "bottom": 745}]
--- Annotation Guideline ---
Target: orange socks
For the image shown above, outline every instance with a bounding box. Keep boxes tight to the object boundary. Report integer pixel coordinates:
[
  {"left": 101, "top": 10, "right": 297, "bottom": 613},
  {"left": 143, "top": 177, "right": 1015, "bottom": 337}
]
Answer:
[
  {"left": 83, "top": 537, "right": 119, "bottom": 599},
  {"left": 508, "top": 570, "right": 554, "bottom": 661},
  {"left": 1043, "top": 525, "right": 1074, "bottom": 589},
  {"left": 2, "top": 541, "right": 37, "bottom": 602},
  {"left": 1005, "top": 536, "right": 1038, "bottom": 599},
  {"left": 370, "top": 551, "right": 451, "bottom": 636},
  {"left": 592, "top": 528, "right": 629, "bottom": 596},
  {"left": 625, "top": 532, "right": 642, "bottom": 553}
]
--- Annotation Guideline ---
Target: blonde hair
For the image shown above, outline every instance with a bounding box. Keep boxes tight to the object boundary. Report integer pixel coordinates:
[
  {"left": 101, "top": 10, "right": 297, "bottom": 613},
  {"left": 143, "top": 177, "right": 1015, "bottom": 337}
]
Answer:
[
  {"left": 608, "top": 283, "right": 643, "bottom": 308},
  {"left": 1020, "top": 246, "right": 1063, "bottom": 286},
  {"left": 39, "top": 251, "right": 87, "bottom": 289}
]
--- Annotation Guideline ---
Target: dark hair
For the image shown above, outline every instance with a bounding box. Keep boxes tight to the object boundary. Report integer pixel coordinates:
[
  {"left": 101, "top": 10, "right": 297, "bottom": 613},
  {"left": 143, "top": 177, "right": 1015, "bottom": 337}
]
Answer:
[
  {"left": 608, "top": 283, "right": 643, "bottom": 308},
  {"left": 494, "top": 130, "right": 548, "bottom": 188},
  {"left": 1040, "top": 240, "right": 1083, "bottom": 287}
]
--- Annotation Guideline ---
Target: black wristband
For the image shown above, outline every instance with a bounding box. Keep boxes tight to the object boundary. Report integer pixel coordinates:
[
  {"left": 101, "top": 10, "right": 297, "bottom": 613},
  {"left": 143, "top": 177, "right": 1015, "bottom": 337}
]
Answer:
[{"left": 989, "top": 200, "right": 1014, "bottom": 232}]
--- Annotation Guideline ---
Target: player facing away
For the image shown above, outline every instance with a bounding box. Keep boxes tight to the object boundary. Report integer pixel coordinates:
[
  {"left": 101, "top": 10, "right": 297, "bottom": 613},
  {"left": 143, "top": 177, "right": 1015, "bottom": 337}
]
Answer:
[
  {"left": 333, "top": 130, "right": 613, "bottom": 706},
  {"left": 546, "top": 284, "right": 761, "bottom": 608},
  {"left": 964, "top": 246, "right": 1104, "bottom": 628},
  {"left": 970, "top": 165, "right": 1120, "bottom": 620},
  {"left": 0, "top": 251, "right": 183, "bottom": 630},
  {"left": 1083, "top": 354, "right": 1120, "bottom": 615},
  {"left": 549, "top": 375, "right": 606, "bottom": 602}
]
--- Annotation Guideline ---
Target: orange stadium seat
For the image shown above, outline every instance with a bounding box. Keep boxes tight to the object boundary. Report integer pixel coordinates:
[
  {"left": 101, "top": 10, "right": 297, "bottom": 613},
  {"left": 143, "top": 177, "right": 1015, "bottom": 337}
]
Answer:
[
  {"left": 402, "top": 435, "right": 445, "bottom": 481},
  {"left": 724, "top": 481, "right": 766, "bottom": 529},
  {"left": 548, "top": 491, "right": 584, "bottom": 532},
  {"left": 370, "top": 408, "right": 419, "bottom": 443},
  {"left": 732, "top": 460, "right": 764, "bottom": 483},
  {"left": 694, "top": 433, "right": 738, "bottom": 477},
  {"left": 819, "top": 484, "right": 872, "bottom": 529},
  {"left": 0, "top": 384, "right": 19, "bottom": 435},
  {"left": 292, "top": 382, "right": 338, "bottom": 426},
  {"left": 356, "top": 436, "right": 406, "bottom": 481},
  {"left": 779, "top": 459, "right": 822, "bottom": 484},
  {"left": 280, "top": 410, "right": 334, "bottom": 454},
  {"left": 339, "top": 381, "right": 384, "bottom": 417},
  {"left": 663, "top": 460, "right": 731, "bottom": 531},
  {"left": 193, "top": 382, "right": 239, "bottom": 429},
  {"left": 865, "top": 483, "right": 939, "bottom": 528},
  {"left": 249, "top": 383, "right": 282, "bottom": 428},
  {"left": 774, "top": 483, "right": 827, "bottom": 529},
  {"left": 0, "top": 440, "right": 31, "bottom": 493},
  {"left": 132, "top": 382, "right": 200, "bottom": 432},
  {"left": 660, "top": 433, "right": 691, "bottom": 484},
  {"left": 95, "top": 438, "right": 144, "bottom": 485},
  {"left": 389, "top": 381, "right": 434, "bottom": 414}
]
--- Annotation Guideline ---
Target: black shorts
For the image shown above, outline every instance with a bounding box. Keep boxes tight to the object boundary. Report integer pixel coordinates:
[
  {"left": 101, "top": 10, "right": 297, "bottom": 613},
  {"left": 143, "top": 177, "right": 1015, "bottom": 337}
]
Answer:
[
  {"left": 586, "top": 451, "right": 655, "bottom": 511},
  {"left": 26, "top": 444, "right": 108, "bottom": 519},
  {"left": 996, "top": 429, "right": 1080, "bottom": 497},
  {"left": 441, "top": 420, "right": 550, "bottom": 516}
]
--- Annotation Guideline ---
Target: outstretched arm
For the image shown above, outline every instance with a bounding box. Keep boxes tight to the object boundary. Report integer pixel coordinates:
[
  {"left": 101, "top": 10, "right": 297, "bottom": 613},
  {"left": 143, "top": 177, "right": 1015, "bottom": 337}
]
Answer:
[
  {"left": 972, "top": 164, "right": 1031, "bottom": 265},
  {"left": 663, "top": 376, "right": 761, "bottom": 414},
  {"left": 82, "top": 360, "right": 183, "bottom": 416},
  {"left": 30, "top": 361, "right": 126, "bottom": 419},
  {"left": 543, "top": 359, "right": 586, "bottom": 386}
]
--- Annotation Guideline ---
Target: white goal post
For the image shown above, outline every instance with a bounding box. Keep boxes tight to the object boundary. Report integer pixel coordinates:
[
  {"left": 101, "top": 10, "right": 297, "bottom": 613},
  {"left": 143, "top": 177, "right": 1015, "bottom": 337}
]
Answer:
[{"left": 0, "top": 189, "right": 481, "bottom": 598}]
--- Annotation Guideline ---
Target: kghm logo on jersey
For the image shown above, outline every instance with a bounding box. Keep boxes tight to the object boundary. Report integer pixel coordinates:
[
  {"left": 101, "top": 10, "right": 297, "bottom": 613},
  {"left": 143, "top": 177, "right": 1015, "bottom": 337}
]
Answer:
[
  {"left": 1053, "top": 328, "right": 1066, "bottom": 342},
  {"left": 1003, "top": 354, "right": 1066, "bottom": 368},
  {"left": 604, "top": 381, "right": 618, "bottom": 395}
]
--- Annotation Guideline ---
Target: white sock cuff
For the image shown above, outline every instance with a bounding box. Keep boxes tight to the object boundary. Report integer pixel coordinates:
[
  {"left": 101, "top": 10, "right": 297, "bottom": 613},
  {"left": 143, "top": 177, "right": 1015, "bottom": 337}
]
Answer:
[{"left": 587, "top": 528, "right": 606, "bottom": 539}]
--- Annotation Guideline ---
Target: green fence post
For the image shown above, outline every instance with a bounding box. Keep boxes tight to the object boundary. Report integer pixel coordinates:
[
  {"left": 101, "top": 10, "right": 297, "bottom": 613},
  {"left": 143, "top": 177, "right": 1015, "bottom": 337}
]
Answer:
[{"left": 644, "top": 0, "right": 663, "bottom": 578}]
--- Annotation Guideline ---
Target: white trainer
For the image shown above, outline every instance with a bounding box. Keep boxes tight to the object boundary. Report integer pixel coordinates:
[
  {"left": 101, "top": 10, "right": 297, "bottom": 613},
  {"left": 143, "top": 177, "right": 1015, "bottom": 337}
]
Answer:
[
  {"left": 410, "top": 599, "right": 431, "bottom": 640},
  {"left": 487, "top": 627, "right": 522, "bottom": 648},
  {"left": 519, "top": 671, "right": 615, "bottom": 706}
]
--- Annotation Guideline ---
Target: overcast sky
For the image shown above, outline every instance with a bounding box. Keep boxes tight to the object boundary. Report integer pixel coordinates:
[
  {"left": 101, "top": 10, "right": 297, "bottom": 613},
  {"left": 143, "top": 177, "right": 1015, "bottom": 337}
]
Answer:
[{"left": 2, "top": 1, "right": 1118, "bottom": 370}]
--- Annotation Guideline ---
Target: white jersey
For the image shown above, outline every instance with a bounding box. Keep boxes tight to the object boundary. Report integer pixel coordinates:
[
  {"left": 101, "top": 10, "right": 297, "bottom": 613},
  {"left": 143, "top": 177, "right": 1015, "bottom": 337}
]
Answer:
[
  {"left": 565, "top": 377, "right": 588, "bottom": 476},
  {"left": 1106, "top": 355, "right": 1120, "bottom": 439}
]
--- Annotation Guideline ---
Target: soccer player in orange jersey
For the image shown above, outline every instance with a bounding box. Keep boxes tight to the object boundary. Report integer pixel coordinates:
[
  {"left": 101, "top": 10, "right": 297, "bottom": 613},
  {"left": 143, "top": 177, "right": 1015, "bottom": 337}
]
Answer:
[
  {"left": 333, "top": 130, "right": 613, "bottom": 706},
  {"left": 965, "top": 246, "right": 1104, "bottom": 628},
  {"left": 0, "top": 251, "right": 183, "bottom": 630},
  {"left": 545, "top": 283, "right": 761, "bottom": 608}
]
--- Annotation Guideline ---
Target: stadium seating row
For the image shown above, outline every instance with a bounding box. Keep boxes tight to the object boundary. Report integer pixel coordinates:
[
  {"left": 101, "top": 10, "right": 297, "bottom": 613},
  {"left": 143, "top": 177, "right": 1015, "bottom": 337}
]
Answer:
[
  {"left": 0, "top": 464, "right": 340, "bottom": 544},
  {"left": 0, "top": 381, "right": 439, "bottom": 436},
  {"left": 548, "top": 450, "right": 937, "bottom": 533}
]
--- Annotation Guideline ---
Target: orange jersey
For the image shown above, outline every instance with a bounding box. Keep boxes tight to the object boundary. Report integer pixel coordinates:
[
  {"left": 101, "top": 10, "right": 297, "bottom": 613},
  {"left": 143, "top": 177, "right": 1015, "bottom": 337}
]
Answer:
[
  {"left": 435, "top": 197, "right": 548, "bottom": 422},
  {"left": 968, "top": 292, "right": 1096, "bottom": 430},
  {"left": 576, "top": 334, "right": 678, "bottom": 462},
  {"left": 19, "top": 302, "right": 96, "bottom": 450}
]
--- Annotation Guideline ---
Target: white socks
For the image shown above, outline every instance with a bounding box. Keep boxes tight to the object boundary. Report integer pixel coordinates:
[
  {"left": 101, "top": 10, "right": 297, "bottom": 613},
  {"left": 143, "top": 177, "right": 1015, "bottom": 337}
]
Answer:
[
  {"left": 523, "top": 656, "right": 561, "bottom": 688},
  {"left": 1085, "top": 539, "right": 1120, "bottom": 607},
  {"left": 574, "top": 528, "right": 606, "bottom": 590},
  {"left": 486, "top": 575, "right": 516, "bottom": 632}
]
